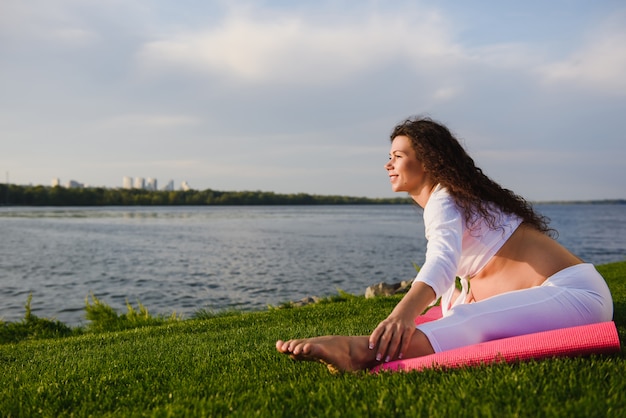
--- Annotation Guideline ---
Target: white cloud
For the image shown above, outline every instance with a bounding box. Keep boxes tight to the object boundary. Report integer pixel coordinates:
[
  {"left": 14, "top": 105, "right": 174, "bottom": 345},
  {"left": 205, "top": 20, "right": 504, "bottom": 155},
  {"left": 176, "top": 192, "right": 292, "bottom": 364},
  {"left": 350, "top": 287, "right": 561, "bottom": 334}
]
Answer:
[
  {"left": 136, "top": 8, "right": 463, "bottom": 85},
  {"left": 432, "top": 86, "right": 461, "bottom": 101},
  {"left": 539, "top": 13, "right": 626, "bottom": 94}
]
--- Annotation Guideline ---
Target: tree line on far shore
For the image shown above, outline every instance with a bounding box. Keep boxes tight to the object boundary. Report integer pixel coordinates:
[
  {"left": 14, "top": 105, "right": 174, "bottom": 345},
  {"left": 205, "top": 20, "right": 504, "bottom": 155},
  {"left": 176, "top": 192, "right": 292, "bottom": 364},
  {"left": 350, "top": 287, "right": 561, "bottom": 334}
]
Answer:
[{"left": 0, "top": 184, "right": 412, "bottom": 206}]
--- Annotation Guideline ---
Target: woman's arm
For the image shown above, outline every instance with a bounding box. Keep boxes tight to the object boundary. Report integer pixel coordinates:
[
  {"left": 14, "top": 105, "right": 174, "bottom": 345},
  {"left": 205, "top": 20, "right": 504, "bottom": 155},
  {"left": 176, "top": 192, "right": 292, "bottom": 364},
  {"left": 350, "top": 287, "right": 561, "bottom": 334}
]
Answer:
[{"left": 369, "top": 186, "right": 462, "bottom": 362}]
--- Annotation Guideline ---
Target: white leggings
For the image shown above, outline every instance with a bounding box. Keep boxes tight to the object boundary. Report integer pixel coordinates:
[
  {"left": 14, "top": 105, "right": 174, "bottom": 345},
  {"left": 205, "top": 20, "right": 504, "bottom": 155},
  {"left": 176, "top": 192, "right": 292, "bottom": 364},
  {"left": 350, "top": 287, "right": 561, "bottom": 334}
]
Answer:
[{"left": 417, "top": 263, "right": 614, "bottom": 353}]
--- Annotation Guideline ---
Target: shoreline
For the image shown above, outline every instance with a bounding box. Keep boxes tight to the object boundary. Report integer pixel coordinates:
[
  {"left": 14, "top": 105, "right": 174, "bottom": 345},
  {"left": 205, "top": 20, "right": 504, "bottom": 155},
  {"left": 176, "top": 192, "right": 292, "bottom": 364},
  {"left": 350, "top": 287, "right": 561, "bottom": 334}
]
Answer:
[{"left": 3, "top": 260, "right": 624, "bottom": 334}]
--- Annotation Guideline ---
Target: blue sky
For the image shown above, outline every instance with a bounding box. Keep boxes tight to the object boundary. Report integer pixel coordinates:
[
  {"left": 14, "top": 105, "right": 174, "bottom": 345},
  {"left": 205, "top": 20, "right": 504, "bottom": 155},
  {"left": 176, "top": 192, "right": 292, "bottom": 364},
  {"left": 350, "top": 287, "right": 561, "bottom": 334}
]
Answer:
[{"left": 1, "top": 0, "right": 625, "bottom": 200}]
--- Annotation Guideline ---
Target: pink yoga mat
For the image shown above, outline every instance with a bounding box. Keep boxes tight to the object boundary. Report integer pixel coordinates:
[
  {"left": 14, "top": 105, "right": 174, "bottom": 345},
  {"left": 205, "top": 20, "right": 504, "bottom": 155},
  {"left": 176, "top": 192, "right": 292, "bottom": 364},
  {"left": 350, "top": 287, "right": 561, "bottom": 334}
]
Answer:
[
  {"left": 372, "top": 306, "right": 620, "bottom": 373},
  {"left": 414, "top": 305, "right": 443, "bottom": 325}
]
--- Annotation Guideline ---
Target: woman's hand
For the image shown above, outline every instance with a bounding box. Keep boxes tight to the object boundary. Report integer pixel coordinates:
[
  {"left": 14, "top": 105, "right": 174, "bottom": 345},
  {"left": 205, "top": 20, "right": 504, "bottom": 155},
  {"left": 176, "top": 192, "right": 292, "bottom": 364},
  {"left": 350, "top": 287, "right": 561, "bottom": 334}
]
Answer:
[
  {"left": 369, "top": 313, "right": 416, "bottom": 362},
  {"left": 369, "top": 281, "right": 436, "bottom": 363}
]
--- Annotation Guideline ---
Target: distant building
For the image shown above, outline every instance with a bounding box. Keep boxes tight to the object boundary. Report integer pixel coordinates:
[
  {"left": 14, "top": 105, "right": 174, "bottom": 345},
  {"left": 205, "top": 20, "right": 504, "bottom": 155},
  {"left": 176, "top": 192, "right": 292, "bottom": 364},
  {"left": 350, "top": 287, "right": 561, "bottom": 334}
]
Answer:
[
  {"left": 51, "top": 178, "right": 61, "bottom": 187},
  {"left": 67, "top": 180, "right": 83, "bottom": 188},
  {"left": 134, "top": 177, "right": 145, "bottom": 190},
  {"left": 162, "top": 180, "right": 174, "bottom": 191},
  {"left": 146, "top": 178, "right": 157, "bottom": 191},
  {"left": 181, "top": 181, "right": 191, "bottom": 191},
  {"left": 122, "top": 176, "right": 133, "bottom": 189}
]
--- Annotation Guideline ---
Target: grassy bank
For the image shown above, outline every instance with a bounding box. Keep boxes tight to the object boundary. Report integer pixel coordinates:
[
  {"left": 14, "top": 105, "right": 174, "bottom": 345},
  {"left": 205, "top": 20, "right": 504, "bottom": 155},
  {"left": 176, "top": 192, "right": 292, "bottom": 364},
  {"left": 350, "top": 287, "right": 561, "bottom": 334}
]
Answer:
[{"left": 1, "top": 261, "right": 625, "bottom": 417}]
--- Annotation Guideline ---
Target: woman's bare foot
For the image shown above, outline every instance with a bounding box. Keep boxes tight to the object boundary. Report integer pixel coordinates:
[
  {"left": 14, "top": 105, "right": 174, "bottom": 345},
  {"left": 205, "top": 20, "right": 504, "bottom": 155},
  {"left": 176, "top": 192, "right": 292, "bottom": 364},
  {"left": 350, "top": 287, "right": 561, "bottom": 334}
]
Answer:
[{"left": 275, "top": 335, "right": 377, "bottom": 372}]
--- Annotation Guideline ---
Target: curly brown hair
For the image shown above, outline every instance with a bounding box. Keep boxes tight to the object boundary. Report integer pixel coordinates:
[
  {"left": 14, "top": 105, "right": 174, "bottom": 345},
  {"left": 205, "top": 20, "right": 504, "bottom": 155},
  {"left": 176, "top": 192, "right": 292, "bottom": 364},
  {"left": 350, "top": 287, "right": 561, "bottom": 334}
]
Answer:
[{"left": 390, "top": 116, "right": 554, "bottom": 236}]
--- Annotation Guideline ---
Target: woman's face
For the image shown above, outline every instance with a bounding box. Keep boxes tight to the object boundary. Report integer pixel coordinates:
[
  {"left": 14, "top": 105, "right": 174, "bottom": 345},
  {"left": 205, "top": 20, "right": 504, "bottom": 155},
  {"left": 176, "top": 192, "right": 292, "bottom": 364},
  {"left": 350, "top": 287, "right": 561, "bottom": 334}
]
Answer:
[{"left": 385, "top": 135, "right": 430, "bottom": 196}]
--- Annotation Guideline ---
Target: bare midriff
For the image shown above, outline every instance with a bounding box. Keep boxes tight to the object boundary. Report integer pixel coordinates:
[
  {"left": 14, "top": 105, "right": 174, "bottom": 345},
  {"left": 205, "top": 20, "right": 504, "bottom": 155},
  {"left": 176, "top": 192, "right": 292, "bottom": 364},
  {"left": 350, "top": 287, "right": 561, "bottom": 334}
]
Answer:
[{"left": 467, "top": 224, "right": 584, "bottom": 302}]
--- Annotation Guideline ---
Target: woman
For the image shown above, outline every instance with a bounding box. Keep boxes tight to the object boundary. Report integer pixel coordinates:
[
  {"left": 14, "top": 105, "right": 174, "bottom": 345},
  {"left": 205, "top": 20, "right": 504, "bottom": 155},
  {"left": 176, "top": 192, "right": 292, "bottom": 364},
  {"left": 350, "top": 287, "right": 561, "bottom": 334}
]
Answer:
[{"left": 275, "top": 116, "right": 613, "bottom": 372}]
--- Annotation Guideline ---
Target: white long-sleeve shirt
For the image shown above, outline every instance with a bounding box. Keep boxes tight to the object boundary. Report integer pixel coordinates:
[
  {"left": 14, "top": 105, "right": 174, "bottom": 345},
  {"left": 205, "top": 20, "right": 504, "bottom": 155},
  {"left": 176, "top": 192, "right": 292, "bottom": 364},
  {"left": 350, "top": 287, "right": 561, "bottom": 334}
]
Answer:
[{"left": 413, "top": 184, "right": 522, "bottom": 316}]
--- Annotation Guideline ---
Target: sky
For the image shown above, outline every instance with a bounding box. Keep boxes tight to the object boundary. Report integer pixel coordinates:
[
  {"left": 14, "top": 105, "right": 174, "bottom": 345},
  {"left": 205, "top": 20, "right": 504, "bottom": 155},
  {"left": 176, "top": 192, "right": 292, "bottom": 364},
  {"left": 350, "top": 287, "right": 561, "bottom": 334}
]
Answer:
[{"left": 1, "top": 0, "right": 625, "bottom": 201}]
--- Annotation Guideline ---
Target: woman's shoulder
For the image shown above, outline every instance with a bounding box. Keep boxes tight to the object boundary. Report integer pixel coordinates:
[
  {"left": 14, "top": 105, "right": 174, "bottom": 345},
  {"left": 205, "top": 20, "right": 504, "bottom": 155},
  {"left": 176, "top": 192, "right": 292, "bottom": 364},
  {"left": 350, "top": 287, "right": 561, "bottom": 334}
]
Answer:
[
  {"left": 424, "top": 185, "right": 462, "bottom": 223},
  {"left": 425, "top": 184, "right": 456, "bottom": 210}
]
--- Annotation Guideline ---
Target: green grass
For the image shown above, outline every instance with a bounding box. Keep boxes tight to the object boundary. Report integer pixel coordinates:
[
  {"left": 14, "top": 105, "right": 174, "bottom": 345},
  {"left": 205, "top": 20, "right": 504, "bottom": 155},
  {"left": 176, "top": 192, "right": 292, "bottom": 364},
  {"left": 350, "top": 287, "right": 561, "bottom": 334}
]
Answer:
[{"left": 1, "top": 262, "right": 625, "bottom": 417}]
